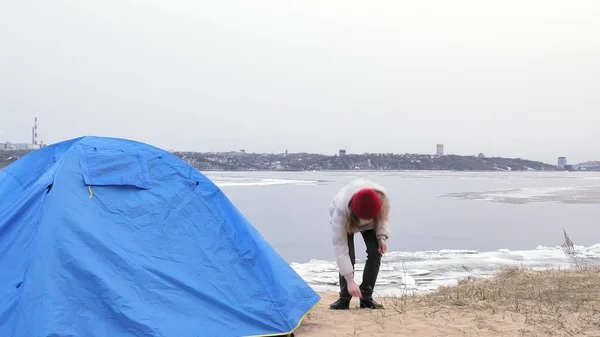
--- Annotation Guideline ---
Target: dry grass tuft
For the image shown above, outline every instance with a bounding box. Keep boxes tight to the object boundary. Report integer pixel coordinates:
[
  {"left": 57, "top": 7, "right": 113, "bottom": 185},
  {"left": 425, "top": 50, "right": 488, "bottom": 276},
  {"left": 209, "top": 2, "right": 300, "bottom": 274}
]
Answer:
[
  {"left": 420, "top": 266, "right": 600, "bottom": 311},
  {"left": 385, "top": 230, "right": 600, "bottom": 335},
  {"left": 406, "top": 267, "right": 600, "bottom": 335},
  {"left": 361, "top": 230, "right": 600, "bottom": 336}
]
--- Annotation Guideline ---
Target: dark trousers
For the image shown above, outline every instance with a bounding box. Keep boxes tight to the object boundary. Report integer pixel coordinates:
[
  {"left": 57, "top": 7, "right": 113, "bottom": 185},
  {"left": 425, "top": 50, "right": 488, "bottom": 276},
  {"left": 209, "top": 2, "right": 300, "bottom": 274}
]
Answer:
[{"left": 338, "top": 229, "right": 382, "bottom": 301}]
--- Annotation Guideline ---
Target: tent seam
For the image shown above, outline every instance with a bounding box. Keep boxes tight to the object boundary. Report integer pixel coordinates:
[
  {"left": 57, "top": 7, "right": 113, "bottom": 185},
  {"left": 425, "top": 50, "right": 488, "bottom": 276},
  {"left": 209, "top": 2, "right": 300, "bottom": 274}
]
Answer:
[
  {"left": 11, "top": 145, "right": 75, "bottom": 336},
  {"left": 0, "top": 170, "right": 24, "bottom": 188}
]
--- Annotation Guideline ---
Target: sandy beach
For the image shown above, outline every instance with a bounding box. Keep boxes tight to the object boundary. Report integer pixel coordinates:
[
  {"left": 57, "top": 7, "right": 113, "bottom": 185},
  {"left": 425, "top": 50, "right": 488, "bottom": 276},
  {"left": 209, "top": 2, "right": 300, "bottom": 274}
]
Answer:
[{"left": 296, "top": 267, "right": 600, "bottom": 337}]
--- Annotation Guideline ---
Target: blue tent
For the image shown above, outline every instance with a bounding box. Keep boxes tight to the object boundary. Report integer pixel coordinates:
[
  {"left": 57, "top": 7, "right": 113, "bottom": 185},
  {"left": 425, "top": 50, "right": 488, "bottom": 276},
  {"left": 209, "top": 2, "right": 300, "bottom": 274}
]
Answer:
[{"left": 0, "top": 136, "right": 320, "bottom": 337}]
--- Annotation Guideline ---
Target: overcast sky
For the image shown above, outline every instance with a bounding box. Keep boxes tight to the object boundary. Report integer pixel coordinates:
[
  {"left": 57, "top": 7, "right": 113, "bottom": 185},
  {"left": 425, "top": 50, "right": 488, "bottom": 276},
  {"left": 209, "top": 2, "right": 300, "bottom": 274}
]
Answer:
[{"left": 1, "top": 0, "right": 598, "bottom": 164}]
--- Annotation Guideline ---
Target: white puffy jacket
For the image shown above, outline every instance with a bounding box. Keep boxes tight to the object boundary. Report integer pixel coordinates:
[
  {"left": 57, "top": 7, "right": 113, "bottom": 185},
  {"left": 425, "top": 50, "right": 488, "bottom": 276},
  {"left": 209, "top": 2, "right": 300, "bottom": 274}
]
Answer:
[{"left": 328, "top": 179, "right": 390, "bottom": 280}]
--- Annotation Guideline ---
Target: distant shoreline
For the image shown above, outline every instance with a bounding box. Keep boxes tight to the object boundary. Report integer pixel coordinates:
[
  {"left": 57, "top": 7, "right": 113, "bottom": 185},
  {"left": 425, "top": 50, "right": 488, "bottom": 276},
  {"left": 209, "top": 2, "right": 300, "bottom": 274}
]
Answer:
[
  {"left": 174, "top": 151, "right": 561, "bottom": 172},
  {"left": 0, "top": 148, "right": 583, "bottom": 172},
  {"left": 200, "top": 168, "right": 576, "bottom": 173}
]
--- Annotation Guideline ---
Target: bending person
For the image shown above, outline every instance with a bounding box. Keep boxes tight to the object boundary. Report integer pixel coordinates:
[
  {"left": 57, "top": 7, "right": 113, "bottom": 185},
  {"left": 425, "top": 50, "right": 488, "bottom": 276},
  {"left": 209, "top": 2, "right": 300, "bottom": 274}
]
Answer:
[{"left": 328, "top": 179, "right": 391, "bottom": 310}]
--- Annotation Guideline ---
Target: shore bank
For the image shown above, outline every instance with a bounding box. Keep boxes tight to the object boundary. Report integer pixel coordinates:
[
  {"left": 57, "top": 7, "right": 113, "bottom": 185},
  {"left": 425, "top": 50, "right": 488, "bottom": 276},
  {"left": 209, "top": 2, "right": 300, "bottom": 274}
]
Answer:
[{"left": 297, "top": 267, "right": 600, "bottom": 336}]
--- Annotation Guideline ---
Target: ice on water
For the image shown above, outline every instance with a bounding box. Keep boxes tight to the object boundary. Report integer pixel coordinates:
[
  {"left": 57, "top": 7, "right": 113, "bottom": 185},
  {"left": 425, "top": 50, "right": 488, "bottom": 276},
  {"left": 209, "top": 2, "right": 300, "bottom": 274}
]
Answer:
[{"left": 291, "top": 245, "right": 600, "bottom": 296}]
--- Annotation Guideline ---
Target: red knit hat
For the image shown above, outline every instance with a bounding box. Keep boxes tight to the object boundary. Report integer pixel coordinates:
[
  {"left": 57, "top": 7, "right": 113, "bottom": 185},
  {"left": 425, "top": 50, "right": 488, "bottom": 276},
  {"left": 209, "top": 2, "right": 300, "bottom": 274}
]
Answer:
[{"left": 350, "top": 189, "right": 381, "bottom": 220}]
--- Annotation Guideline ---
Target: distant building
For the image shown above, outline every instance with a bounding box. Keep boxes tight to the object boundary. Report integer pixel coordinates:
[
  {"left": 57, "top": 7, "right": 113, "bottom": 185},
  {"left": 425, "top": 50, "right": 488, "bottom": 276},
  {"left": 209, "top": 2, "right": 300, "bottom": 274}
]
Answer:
[
  {"left": 478, "top": 153, "right": 485, "bottom": 158},
  {"left": 436, "top": 144, "right": 444, "bottom": 156},
  {"left": 339, "top": 149, "right": 346, "bottom": 156},
  {"left": 575, "top": 161, "right": 600, "bottom": 171},
  {"left": 0, "top": 117, "right": 45, "bottom": 151},
  {"left": 0, "top": 142, "right": 39, "bottom": 151},
  {"left": 240, "top": 149, "right": 246, "bottom": 153},
  {"left": 557, "top": 157, "right": 567, "bottom": 169}
]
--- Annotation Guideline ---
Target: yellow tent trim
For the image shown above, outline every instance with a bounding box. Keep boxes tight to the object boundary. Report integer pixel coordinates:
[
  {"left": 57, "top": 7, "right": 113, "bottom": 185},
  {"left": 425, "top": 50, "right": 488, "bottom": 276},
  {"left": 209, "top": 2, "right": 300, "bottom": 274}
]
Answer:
[{"left": 244, "top": 296, "right": 322, "bottom": 337}]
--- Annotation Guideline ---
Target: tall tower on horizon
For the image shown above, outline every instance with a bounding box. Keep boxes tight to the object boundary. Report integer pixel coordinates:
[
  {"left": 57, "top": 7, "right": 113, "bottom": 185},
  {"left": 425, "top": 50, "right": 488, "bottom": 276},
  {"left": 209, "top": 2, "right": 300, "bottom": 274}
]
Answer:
[
  {"left": 33, "top": 117, "right": 38, "bottom": 145},
  {"left": 557, "top": 157, "right": 567, "bottom": 169},
  {"left": 436, "top": 144, "right": 444, "bottom": 156}
]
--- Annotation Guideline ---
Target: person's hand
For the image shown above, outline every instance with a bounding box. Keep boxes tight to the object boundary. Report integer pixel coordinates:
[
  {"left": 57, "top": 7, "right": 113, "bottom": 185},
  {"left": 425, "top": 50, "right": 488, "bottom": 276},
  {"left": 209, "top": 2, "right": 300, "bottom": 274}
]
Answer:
[
  {"left": 378, "top": 239, "right": 387, "bottom": 255},
  {"left": 347, "top": 279, "right": 362, "bottom": 298}
]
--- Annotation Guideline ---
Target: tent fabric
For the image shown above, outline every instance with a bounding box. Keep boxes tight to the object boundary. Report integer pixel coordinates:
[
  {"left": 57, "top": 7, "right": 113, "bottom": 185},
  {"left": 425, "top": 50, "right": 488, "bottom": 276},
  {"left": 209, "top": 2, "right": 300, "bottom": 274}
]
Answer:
[{"left": 0, "top": 136, "right": 320, "bottom": 337}]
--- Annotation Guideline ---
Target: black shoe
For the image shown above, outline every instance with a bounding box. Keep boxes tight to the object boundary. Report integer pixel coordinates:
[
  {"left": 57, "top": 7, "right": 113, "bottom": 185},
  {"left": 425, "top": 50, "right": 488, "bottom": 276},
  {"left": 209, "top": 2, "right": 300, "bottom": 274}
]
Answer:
[
  {"left": 360, "top": 298, "right": 384, "bottom": 309},
  {"left": 329, "top": 298, "right": 350, "bottom": 310}
]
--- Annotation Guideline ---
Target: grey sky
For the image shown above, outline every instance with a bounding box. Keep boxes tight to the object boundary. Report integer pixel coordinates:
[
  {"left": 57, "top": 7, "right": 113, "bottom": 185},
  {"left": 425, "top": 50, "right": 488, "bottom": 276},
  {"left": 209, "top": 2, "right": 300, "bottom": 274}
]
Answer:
[{"left": 1, "top": 0, "right": 598, "bottom": 164}]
